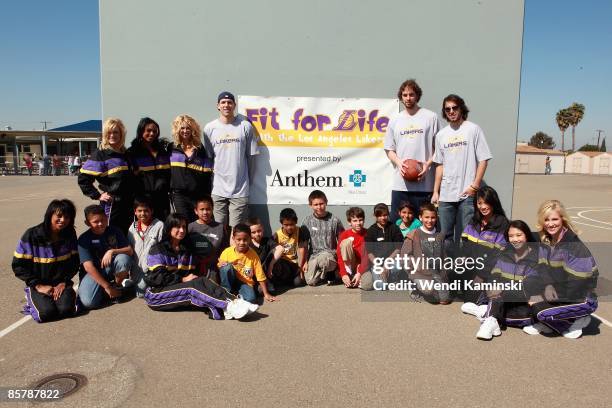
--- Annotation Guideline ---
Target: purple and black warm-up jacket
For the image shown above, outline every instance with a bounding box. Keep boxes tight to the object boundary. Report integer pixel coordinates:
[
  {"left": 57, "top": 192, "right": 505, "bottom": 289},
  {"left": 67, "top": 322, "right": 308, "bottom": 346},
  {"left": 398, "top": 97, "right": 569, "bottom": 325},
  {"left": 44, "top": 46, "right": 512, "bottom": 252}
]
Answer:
[
  {"left": 537, "top": 229, "right": 598, "bottom": 301},
  {"left": 144, "top": 241, "right": 197, "bottom": 291},
  {"left": 167, "top": 143, "right": 213, "bottom": 196},
  {"left": 461, "top": 215, "right": 509, "bottom": 278},
  {"left": 12, "top": 223, "right": 79, "bottom": 287},
  {"left": 126, "top": 144, "right": 171, "bottom": 198},
  {"left": 78, "top": 148, "right": 134, "bottom": 201}
]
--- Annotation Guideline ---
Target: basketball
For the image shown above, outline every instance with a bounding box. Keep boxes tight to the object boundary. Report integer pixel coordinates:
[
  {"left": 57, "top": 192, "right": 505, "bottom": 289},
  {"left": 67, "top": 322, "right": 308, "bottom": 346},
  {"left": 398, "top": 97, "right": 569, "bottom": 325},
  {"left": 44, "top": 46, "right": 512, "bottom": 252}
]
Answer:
[{"left": 402, "top": 159, "right": 422, "bottom": 182}]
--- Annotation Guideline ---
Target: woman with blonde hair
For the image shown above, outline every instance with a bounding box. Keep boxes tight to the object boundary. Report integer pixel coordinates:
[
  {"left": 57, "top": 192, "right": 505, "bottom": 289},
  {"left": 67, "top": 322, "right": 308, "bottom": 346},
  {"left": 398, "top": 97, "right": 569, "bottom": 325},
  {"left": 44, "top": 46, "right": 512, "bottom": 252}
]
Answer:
[
  {"left": 168, "top": 114, "right": 213, "bottom": 222},
  {"left": 522, "top": 200, "right": 598, "bottom": 339},
  {"left": 78, "top": 118, "right": 134, "bottom": 234}
]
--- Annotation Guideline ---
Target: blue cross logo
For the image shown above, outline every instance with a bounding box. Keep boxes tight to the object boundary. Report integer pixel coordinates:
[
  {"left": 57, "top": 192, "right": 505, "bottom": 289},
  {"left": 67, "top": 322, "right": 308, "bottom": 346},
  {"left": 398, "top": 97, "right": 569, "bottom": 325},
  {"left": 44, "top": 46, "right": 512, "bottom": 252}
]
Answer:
[{"left": 349, "top": 170, "right": 367, "bottom": 187}]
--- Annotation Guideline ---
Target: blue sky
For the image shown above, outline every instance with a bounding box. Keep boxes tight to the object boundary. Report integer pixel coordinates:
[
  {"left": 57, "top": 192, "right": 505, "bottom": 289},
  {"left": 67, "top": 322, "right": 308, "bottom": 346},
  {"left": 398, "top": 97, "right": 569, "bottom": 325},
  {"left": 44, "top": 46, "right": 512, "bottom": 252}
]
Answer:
[{"left": 0, "top": 0, "right": 610, "bottom": 150}]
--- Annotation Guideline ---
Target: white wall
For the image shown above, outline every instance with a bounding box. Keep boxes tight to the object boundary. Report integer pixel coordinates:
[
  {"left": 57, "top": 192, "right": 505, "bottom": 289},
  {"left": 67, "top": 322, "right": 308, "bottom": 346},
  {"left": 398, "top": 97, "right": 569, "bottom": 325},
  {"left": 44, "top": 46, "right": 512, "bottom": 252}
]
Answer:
[{"left": 99, "top": 0, "right": 524, "bottom": 223}]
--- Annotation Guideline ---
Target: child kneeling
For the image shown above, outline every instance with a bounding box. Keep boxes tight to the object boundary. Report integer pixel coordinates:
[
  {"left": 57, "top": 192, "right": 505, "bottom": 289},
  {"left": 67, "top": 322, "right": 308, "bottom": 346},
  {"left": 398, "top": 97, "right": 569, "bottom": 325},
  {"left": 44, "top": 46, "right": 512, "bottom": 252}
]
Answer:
[{"left": 144, "top": 214, "right": 258, "bottom": 320}]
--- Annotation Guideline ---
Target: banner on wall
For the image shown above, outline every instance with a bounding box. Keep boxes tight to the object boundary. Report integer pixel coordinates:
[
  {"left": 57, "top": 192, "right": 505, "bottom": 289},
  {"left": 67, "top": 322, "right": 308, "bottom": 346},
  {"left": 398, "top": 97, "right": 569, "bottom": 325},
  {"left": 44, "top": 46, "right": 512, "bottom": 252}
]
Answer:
[{"left": 239, "top": 96, "right": 399, "bottom": 205}]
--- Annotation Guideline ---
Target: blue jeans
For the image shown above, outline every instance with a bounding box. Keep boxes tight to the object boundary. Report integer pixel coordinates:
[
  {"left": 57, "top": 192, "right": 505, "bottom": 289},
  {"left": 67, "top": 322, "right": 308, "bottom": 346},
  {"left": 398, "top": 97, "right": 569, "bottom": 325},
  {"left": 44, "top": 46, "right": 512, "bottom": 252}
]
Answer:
[
  {"left": 78, "top": 253, "right": 133, "bottom": 309},
  {"left": 219, "top": 264, "right": 257, "bottom": 302},
  {"left": 390, "top": 190, "right": 432, "bottom": 223},
  {"left": 438, "top": 197, "right": 474, "bottom": 242}
]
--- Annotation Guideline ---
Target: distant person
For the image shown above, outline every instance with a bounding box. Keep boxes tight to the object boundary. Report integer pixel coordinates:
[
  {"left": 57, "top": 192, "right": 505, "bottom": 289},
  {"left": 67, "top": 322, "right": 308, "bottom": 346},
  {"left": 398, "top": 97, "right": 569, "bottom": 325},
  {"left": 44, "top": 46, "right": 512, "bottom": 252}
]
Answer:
[
  {"left": 12, "top": 199, "right": 79, "bottom": 322},
  {"left": 545, "top": 156, "right": 551, "bottom": 175},
  {"left": 77, "top": 204, "right": 134, "bottom": 309},
  {"left": 432, "top": 94, "right": 492, "bottom": 242},
  {"left": 23, "top": 153, "right": 33, "bottom": 176},
  {"left": 301, "top": 190, "right": 344, "bottom": 286},
  {"left": 72, "top": 155, "right": 81, "bottom": 175},
  {"left": 143, "top": 213, "right": 258, "bottom": 320},
  {"left": 384, "top": 79, "right": 440, "bottom": 221},
  {"left": 43, "top": 154, "right": 52, "bottom": 176},
  {"left": 203, "top": 91, "right": 259, "bottom": 228},
  {"left": 127, "top": 117, "right": 171, "bottom": 221},
  {"left": 78, "top": 118, "right": 135, "bottom": 235},
  {"left": 52, "top": 154, "right": 62, "bottom": 176},
  {"left": 67, "top": 155, "right": 75, "bottom": 175},
  {"left": 168, "top": 114, "right": 213, "bottom": 223}
]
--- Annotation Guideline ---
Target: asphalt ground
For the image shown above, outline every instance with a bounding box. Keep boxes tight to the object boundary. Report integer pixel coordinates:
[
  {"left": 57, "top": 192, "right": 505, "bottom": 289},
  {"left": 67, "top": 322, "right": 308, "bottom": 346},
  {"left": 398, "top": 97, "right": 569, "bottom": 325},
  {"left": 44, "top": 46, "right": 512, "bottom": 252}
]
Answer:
[{"left": 0, "top": 174, "right": 611, "bottom": 408}]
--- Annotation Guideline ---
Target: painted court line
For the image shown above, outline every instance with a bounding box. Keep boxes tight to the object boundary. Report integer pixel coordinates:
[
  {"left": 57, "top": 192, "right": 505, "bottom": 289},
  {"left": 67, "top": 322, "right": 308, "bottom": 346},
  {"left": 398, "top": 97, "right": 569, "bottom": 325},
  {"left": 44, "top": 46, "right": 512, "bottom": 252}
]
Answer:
[
  {"left": 0, "top": 316, "right": 31, "bottom": 339},
  {"left": 0, "top": 283, "right": 80, "bottom": 340},
  {"left": 572, "top": 221, "right": 612, "bottom": 231},
  {"left": 577, "top": 209, "right": 612, "bottom": 227},
  {"left": 592, "top": 314, "right": 612, "bottom": 328}
]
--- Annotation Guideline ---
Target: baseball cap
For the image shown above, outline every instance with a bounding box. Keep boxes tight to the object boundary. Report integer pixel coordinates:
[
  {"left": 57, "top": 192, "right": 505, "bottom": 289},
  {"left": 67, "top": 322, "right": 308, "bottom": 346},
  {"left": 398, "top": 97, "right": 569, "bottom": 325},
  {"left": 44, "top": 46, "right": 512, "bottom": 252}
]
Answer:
[{"left": 217, "top": 91, "right": 235, "bottom": 103}]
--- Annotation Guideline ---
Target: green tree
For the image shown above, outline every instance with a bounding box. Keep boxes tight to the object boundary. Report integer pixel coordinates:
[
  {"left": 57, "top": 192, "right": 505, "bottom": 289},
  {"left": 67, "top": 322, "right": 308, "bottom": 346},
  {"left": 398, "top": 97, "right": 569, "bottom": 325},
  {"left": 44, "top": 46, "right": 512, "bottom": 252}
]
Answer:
[
  {"left": 528, "top": 131, "right": 555, "bottom": 149},
  {"left": 567, "top": 102, "right": 585, "bottom": 152},
  {"left": 601, "top": 137, "right": 607, "bottom": 152},
  {"left": 578, "top": 144, "right": 599, "bottom": 152},
  {"left": 556, "top": 108, "right": 571, "bottom": 152}
]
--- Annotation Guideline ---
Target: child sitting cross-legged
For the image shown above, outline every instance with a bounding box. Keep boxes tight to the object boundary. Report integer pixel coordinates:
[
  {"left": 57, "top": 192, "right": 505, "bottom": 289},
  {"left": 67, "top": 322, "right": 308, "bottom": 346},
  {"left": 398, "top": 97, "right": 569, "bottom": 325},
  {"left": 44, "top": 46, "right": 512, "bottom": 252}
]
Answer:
[
  {"left": 144, "top": 214, "right": 258, "bottom": 320},
  {"left": 219, "top": 223, "right": 276, "bottom": 302}
]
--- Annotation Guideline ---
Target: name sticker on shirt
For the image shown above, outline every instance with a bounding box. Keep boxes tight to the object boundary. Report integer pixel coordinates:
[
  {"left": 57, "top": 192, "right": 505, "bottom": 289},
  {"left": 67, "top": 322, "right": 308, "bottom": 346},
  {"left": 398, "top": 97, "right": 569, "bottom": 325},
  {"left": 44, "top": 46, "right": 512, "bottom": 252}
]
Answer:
[
  {"left": 377, "top": 237, "right": 384, "bottom": 241},
  {"left": 91, "top": 239, "right": 100, "bottom": 244},
  {"left": 428, "top": 237, "right": 435, "bottom": 242}
]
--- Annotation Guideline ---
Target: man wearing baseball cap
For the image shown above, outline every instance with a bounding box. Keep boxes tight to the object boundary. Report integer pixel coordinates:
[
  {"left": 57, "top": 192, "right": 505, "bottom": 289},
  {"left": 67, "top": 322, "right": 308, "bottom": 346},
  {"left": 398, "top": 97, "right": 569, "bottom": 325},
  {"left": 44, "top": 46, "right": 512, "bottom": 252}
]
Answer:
[{"left": 203, "top": 91, "right": 259, "bottom": 228}]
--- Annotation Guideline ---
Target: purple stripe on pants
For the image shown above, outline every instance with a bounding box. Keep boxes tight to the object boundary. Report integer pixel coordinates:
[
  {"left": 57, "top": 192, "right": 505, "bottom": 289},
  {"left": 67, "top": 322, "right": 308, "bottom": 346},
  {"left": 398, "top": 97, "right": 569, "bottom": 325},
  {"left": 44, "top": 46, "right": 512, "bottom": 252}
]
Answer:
[
  {"left": 23, "top": 287, "right": 42, "bottom": 323},
  {"left": 101, "top": 201, "right": 112, "bottom": 224},
  {"left": 536, "top": 296, "right": 598, "bottom": 334},
  {"left": 504, "top": 317, "right": 533, "bottom": 328},
  {"left": 144, "top": 287, "right": 227, "bottom": 320}
]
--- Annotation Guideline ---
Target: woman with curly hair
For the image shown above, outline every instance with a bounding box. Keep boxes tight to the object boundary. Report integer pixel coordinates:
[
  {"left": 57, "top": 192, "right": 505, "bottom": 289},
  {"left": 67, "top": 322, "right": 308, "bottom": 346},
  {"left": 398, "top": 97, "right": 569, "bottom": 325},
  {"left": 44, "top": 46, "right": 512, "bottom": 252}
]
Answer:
[{"left": 168, "top": 114, "right": 214, "bottom": 222}]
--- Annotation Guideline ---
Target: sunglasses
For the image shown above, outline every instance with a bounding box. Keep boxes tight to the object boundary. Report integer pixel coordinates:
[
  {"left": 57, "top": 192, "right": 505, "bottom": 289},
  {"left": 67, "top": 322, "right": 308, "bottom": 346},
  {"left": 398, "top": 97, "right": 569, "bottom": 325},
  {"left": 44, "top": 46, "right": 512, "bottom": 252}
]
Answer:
[{"left": 444, "top": 106, "right": 460, "bottom": 113}]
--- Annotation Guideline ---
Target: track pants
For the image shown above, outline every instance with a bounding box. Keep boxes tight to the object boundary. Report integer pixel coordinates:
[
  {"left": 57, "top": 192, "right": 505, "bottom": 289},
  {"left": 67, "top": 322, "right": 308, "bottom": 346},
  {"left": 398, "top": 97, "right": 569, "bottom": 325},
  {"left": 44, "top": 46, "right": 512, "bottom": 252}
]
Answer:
[
  {"left": 532, "top": 295, "right": 598, "bottom": 334},
  {"left": 144, "top": 277, "right": 235, "bottom": 320},
  {"left": 23, "top": 286, "right": 77, "bottom": 323}
]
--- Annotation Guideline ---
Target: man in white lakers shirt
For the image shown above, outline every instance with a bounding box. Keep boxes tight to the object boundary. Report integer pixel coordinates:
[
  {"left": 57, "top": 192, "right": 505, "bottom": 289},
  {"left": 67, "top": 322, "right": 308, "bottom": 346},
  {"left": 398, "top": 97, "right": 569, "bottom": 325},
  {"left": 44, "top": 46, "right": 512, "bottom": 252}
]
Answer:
[{"left": 384, "top": 79, "right": 440, "bottom": 222}]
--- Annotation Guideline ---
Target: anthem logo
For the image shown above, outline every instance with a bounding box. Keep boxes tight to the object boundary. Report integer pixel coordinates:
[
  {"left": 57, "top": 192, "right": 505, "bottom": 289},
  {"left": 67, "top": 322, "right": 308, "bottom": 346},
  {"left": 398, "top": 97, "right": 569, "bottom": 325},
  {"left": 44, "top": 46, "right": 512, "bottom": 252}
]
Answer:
[
  {"left": 270, "top": 169, "right": 343, "bottom": 187},
  {"left": 349, "top": 170, "right": 367, "bottom": 187}
]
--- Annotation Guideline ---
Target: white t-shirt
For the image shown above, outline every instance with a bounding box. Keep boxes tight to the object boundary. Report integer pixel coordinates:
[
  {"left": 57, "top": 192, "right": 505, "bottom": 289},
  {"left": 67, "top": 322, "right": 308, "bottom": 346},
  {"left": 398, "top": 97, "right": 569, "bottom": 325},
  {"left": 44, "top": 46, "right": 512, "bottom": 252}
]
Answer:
[
  {"left": 383, "top": 108, "right": 440, "bottom": 192},
  {"left": 433, "top": 120, "right": 492, "bottom": 202},
  {"left": 203, "top": 114, "right": 260, "bottom": 198}
]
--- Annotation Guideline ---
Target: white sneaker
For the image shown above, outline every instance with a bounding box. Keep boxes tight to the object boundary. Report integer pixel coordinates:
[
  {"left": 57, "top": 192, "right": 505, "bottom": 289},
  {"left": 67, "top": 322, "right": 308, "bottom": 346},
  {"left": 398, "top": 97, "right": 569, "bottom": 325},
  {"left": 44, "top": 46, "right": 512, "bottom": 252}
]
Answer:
[
  {"left": 461, "top": 302, "right": 488, "bottom": 320},
  {"left": 224, "top": 299, "right": 249, "bottom": 320},
  {"left": 476, "top": 316, "right": 501, "bottom": 340},
  {"left": 563, "top": 316, "right": 591, "bottom": 339},
  {"left": 241, "top": 298, "right": 259, "bottom": 314},
  {"left": 522, "top": 322, "right": 553, "bottom": 335}
]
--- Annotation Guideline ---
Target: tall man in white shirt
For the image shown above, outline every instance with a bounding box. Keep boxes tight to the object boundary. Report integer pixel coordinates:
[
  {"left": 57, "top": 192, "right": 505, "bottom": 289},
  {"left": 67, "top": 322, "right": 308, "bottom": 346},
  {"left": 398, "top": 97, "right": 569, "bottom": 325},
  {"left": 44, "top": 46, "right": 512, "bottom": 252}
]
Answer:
[
  {"left": 432, "top": 94, "right": 492, "bottom": 242},
  {"left": 384, "top": 79, "right": 440, "bottom": 221},
  {"left": 203, "top": 92, "right": 259, "bottom": 227}
]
